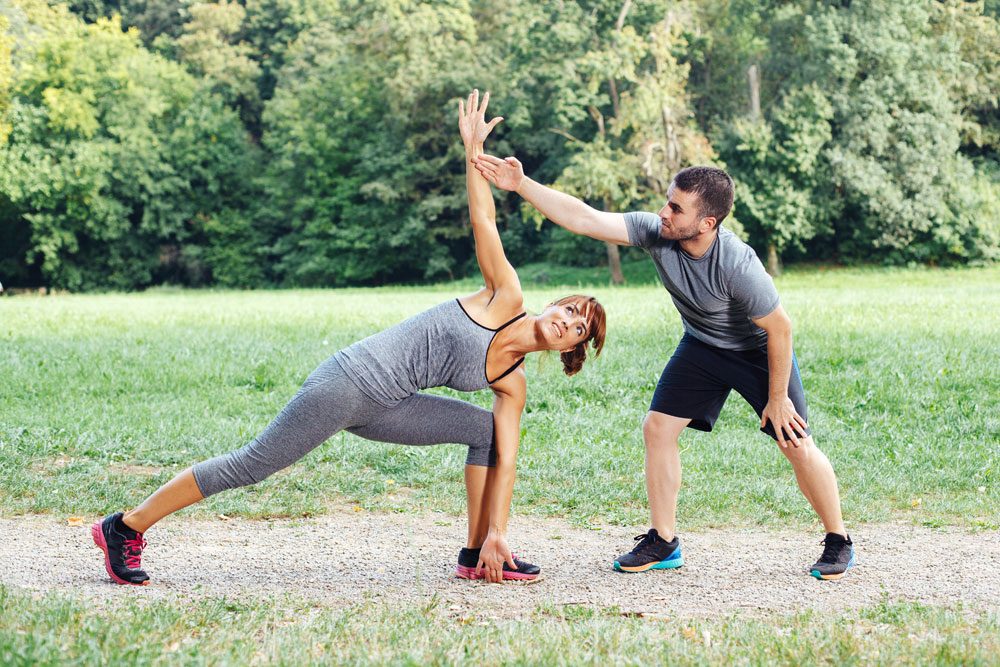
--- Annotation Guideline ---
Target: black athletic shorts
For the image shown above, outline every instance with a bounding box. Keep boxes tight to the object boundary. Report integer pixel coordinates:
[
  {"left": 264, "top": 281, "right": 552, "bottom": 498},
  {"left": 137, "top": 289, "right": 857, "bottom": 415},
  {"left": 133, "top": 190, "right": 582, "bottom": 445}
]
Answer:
[{"left": 649, "top": 333, "right": 811, "bottom": 441}]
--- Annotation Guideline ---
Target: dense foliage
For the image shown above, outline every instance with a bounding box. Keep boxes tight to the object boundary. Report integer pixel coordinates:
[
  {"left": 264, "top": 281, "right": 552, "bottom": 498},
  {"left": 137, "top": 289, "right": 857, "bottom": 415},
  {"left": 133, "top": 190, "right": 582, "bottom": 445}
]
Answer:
[{"left": 1, "top": 0, "right": 998, "bottom": 289}]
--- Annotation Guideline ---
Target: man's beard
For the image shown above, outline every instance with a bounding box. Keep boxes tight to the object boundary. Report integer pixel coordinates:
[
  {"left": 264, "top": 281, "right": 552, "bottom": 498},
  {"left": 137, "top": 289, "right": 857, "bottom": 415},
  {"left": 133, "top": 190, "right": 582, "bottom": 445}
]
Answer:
[{"left": 660, "top": 224, "right": 701, "bottom": 241}]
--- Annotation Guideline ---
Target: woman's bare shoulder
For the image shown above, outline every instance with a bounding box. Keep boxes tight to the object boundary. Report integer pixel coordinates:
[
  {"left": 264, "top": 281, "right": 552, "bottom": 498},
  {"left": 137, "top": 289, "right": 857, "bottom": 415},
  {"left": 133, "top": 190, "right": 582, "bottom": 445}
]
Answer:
[{"left": 457, "top": 287, "right": 525, "bottom": 329}]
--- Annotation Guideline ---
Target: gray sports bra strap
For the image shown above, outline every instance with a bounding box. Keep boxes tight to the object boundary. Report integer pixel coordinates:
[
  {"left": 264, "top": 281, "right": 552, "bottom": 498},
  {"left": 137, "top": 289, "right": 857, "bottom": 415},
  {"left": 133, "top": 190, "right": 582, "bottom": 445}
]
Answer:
[
  {"left": 488, "top": 356, "right": 524, "bottom": 385},
  {"left": 496, "top": 311, "right": 526, "bottom": 331}
]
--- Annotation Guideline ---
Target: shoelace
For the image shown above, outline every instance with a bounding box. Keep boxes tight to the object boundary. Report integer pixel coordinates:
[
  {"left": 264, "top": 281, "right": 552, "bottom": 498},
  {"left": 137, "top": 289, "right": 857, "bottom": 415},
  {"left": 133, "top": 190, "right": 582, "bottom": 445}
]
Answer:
[
  {"left": 817, "top": 538, "right": 845, "bottom": 565},
  {"left": 630, "top": 532, "right": 658, "bottom": 556},
  {"left": 123, "top": 534, "right": 147, "bottom": 569}
]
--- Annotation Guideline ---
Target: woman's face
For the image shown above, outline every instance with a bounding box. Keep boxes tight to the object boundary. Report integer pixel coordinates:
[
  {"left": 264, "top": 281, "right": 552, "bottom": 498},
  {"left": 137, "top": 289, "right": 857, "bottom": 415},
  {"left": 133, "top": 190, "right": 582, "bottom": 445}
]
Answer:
[{"left": 536, "top": 300, "right": 591, "bottom": 352}]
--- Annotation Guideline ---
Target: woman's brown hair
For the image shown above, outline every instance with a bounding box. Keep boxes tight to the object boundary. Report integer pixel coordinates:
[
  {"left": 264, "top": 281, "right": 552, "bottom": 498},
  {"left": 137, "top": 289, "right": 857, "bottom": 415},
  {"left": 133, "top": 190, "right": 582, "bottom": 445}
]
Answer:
[{"left": 552, "top": 295, "right": 606, "bottom": 376}]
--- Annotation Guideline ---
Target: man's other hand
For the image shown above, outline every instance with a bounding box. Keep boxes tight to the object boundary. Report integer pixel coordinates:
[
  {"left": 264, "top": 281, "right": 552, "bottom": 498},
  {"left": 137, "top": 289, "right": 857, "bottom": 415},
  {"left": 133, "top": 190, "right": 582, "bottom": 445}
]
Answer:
[{"left": 474, "top": 154, "right": 524, "bottom": 192}]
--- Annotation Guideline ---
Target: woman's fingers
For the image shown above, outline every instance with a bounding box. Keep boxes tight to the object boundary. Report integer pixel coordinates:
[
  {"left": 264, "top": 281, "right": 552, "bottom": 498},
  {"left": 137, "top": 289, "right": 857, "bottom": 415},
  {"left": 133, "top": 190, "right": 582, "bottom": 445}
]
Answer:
[
  {"left": 485, "top": 116, "right": 503, "bottom": 133},
  {"left": 481, "top": 90, "right": 490, "bottom": 113}
]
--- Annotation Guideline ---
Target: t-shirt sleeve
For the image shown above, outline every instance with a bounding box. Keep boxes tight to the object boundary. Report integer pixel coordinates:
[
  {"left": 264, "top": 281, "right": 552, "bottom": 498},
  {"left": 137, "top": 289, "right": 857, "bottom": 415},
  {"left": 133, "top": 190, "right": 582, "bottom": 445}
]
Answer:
[
  {"left": 623, "top": 211, "right": 661, "bottom": 249},
  {"left": 729, "top": 249, "right": 781, "bottom": 320}
]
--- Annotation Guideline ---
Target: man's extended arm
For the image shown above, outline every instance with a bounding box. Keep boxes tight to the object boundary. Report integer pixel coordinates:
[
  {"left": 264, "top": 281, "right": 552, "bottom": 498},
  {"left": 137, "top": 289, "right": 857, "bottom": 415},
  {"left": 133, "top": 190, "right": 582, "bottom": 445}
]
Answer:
[{"left": 473, "top": 154, "right": 631, "bottom": 245}]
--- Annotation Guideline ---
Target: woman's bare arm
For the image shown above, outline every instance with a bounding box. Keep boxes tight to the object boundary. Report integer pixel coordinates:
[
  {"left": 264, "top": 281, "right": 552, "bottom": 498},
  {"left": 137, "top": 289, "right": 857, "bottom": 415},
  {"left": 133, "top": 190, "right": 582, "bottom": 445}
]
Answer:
[
  {"left": 476, "top": 367, "right": 526, "bottom": 583},
  {"left": 458, "top": 90, "right": 521, "bottom": 297}
]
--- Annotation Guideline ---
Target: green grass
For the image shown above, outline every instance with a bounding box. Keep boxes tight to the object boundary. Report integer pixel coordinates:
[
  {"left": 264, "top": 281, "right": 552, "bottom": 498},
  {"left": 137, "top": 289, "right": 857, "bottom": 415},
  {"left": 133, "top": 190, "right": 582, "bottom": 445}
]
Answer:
[
  {"left": 0, "top": 265, "right": 998, "bottom": 528},
  {"left": 1, "top": 585, "right": 996, "bottom": 665}
]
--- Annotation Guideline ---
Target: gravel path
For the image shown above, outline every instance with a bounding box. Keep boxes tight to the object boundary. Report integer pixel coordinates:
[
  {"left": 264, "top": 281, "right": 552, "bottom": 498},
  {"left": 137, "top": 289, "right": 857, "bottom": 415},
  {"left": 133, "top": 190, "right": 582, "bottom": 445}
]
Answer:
[{"left": 3, "top": 513, "right": 997, "bottom": 619}]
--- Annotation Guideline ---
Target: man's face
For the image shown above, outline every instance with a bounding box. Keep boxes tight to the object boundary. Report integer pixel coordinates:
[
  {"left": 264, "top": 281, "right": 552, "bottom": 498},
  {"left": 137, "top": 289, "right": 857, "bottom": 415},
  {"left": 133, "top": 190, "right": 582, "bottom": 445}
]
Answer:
[{"left": 657, "top": 184, "right": 711, "bottom": 241}]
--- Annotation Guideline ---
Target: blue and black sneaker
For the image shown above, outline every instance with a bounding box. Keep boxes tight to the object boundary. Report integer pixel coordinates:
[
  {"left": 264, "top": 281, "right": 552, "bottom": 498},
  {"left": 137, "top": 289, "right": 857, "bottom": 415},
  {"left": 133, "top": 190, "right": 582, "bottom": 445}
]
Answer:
[
  {"left": 613, "top": 529, "right": 683, "bottom": 573},
  {"left": 810, "top": 532, "right": 856, "bottom": 581}
]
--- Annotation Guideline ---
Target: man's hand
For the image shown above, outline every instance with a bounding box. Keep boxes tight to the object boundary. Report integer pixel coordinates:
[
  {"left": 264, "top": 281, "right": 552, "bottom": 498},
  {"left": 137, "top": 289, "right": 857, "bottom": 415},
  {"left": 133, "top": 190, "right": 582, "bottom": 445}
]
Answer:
[
  {"left": 458, "top": 89, "right": 502, "bottom": 149},
  {"left": 473, "top": 154, "right": 524, "bottom": 192},
  {"left": 477, "top": 531, "right": 517, "bottom": 584},
  {"left": 760, "top": 395, "right": 809, "bottom": 448}
]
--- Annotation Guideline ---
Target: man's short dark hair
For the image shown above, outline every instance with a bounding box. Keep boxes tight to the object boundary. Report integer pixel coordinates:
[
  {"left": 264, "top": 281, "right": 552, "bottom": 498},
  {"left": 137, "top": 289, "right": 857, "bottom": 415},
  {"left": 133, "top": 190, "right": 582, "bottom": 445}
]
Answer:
[{"left": 673, "top": 166, "right": 734, "bottom": 226}]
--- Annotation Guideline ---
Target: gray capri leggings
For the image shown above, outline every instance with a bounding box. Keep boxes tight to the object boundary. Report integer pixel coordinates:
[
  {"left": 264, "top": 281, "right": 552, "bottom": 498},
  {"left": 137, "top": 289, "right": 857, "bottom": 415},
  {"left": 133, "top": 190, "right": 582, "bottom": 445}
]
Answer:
[{"left": 192, "top": 355, "right": 495, "bottom": 498}]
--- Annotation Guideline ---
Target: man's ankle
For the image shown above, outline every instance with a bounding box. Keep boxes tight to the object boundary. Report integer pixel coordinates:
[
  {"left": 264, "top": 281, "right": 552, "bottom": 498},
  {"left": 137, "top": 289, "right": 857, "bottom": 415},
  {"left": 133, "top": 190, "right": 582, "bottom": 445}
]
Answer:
[{"left": 652, "top": 526, "right": 675, "bottom": 542}]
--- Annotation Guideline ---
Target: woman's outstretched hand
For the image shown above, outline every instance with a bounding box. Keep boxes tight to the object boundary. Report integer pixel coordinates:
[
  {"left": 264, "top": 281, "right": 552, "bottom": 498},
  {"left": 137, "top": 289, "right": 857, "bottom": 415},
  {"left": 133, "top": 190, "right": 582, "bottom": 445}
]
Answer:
[
  {"left": 477, "top": 531, "right": 517, "bottom": 584},
  {"left": 458, "top": 89, "right": 503, "bottom": 149},
  {"left": 473, "top": 154, "right": 524, "bottom": 192}
]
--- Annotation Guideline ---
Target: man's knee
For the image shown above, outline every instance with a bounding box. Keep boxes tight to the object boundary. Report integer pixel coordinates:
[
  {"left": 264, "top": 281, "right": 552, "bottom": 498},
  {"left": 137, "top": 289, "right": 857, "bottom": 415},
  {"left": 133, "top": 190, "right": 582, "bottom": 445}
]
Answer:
[
  {"left": 642, "top": 411, "right": 686, "bottom": 447},
  {"left": 779, "top": 435, "right": 818, "bottom": 463}
]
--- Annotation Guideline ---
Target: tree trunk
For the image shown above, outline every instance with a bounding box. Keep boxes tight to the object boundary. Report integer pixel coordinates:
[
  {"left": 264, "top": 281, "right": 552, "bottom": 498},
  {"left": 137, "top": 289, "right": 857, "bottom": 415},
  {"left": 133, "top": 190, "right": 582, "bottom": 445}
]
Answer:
[
  {"left": 747, "top": 63, "right": 761, "bottom": 121},
  {"left": 606, "top": 242, "right": 625, "bottom": 285},
  {"left": 766, "top": 243, "right": 781, "bottom": 277}
]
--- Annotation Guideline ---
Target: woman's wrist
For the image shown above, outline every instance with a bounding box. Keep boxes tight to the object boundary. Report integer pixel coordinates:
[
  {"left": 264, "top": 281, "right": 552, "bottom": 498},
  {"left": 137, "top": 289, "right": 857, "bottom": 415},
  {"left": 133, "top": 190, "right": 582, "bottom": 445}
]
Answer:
[{"left": 464, "top": 142, "right": 484, "bottom": 159}]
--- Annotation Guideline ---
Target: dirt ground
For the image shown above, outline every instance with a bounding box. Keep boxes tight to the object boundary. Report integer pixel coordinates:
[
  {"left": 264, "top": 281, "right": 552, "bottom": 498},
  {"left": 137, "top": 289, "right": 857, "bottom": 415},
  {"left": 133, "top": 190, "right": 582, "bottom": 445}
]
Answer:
[{"left": 2, "top": 513, "right": 997, "bottom": 619}]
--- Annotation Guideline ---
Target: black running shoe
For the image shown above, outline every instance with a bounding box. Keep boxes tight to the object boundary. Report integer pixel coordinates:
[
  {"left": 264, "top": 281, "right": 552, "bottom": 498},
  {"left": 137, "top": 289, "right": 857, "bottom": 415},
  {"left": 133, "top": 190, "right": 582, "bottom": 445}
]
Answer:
[
  {"left": 91, "top": 512, "right": 150, "bottom": 585},
  {"left": 810, "top": 532, "right": 856, "bottom": 580},
  {"left": 455, "top": 546, "right": 541, "bottom": 581},
  {"left": 614, "top": 528, "right": 683, "bottom": 573}
]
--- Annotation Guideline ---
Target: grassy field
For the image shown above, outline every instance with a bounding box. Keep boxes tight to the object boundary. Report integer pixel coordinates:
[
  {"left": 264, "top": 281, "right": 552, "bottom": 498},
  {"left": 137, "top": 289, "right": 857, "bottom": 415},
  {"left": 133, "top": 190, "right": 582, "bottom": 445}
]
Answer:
[
  {"left": 1, "top": 265, "right": 997, "bottom": 528},
  {"left": 1, "top": 265, "right": 998, "bottom": 664},
  {"left": 1, "top": 584, "right": 996, "bottom": 665}
]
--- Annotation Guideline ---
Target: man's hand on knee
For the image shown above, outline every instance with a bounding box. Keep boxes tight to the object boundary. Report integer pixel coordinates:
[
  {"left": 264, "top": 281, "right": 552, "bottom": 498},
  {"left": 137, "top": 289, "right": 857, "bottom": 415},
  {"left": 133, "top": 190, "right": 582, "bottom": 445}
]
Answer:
[{"left": 761, "top": 396, "right": 809, "bottom": 448}]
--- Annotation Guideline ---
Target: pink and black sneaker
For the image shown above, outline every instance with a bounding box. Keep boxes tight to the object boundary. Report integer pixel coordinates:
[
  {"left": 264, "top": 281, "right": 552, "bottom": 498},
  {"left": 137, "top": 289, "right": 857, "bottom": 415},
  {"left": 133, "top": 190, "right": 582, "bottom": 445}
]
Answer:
[
  {"left": 91, "top": 512, "right": 150, "bottom": 586},
  {"left": 454, "top": 546, "right": 541, "bottom": 581}
]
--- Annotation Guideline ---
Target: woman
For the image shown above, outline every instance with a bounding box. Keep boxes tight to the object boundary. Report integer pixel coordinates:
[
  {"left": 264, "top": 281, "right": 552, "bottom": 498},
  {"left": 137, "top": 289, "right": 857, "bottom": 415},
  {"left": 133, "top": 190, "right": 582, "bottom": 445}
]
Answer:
[{"left": 92, "top": 90, "right": 606, "bottom": 586}]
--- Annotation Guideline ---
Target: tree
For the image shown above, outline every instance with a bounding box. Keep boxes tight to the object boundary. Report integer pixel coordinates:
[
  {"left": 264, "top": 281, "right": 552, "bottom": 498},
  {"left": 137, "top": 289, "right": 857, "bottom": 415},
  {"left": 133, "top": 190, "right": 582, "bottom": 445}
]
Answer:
[
  {"left": 156, "top": 1, "right": 262, "bottom": 117},
  {"left": 719, "top": 85, "right": 833, "bottom": 274},
  {"left": 694, "top": 0, "right": 1000, "bottom": 266},
  {"left": 259, "top": 0, "right": 481, "bottom": 286},
  {"left": 0, "top": 2, "right": 258, "bottom": 289}
]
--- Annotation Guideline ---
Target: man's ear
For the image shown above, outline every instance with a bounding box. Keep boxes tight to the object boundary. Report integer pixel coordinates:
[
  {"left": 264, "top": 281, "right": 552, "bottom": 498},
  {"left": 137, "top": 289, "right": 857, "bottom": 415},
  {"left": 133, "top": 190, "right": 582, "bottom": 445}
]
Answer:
[{"left": 701, "top": 215, "right": 717, "bottom": 232}]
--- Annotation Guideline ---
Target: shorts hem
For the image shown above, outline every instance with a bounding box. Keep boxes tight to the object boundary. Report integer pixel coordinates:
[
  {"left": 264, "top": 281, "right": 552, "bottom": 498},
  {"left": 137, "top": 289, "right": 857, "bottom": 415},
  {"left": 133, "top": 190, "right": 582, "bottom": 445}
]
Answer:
[{"left": 647, "top": 407, "right": 715, "bottom": 433}]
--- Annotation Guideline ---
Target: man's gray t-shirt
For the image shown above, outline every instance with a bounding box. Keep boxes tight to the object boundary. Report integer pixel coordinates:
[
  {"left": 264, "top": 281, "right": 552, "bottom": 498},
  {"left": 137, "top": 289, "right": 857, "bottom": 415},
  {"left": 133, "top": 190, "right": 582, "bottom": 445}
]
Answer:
[{"left": 625, "top": 211, "right": 779, "bottom": 350}]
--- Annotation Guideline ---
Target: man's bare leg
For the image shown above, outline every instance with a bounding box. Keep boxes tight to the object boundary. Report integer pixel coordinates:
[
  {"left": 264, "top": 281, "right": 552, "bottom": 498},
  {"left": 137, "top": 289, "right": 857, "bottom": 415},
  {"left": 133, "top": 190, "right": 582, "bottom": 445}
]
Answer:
[
  {"left": 643, "top": 411, "right": 691, "bottom": 542},
  {"left": 780, "top": 436, "right": 846, "bottom": 536}
]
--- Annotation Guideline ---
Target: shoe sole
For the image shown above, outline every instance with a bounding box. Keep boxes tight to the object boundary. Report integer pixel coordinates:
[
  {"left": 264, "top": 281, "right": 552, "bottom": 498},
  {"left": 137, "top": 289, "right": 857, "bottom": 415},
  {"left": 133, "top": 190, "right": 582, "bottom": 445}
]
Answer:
[
  {"left": 614, "top": 554, "right": 684, "bottom": 573},
  {"left": 455, "top": 564, "right": 539, "bottom": 581},
  {"left": 810, "top": 552, "right": 857, "bottom": 581},
  {"left": 91, "top": 522, "right": 150, "bottom": 586}
]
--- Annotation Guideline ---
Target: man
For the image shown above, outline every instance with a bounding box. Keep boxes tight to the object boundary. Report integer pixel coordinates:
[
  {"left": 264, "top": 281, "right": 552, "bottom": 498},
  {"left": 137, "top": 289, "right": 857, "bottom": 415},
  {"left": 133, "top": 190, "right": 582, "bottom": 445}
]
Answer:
[{"left": 473, "top": 154, "right": 855, "bottom": 581}]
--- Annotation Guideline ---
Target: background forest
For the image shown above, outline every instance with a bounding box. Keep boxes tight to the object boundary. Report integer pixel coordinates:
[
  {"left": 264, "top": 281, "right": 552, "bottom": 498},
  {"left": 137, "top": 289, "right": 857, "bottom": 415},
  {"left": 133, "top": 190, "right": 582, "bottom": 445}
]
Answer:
[{"left": 1, "top": 0, "right": 998, "bottom": 290}]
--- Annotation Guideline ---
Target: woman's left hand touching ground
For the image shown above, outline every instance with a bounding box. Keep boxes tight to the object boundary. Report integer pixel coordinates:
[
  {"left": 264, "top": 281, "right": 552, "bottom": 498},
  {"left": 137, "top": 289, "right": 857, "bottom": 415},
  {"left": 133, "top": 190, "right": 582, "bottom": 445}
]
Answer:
[{"left": 477, "top": 531, "right": 517, "bottom": 583}]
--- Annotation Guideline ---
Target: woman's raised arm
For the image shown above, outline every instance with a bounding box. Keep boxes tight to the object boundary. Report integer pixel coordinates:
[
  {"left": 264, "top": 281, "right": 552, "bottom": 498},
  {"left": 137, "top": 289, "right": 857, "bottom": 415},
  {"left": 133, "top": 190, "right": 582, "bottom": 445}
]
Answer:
[{"left": 458, "top": 90, "right": 520, "bottom": 296}]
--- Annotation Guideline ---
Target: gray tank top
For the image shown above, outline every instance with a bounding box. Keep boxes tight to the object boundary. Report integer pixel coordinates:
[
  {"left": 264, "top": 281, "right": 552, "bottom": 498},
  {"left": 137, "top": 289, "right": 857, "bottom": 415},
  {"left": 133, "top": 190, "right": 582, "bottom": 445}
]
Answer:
[{"left": 335, "top": 299, "right": 526, "bottom": 407}]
